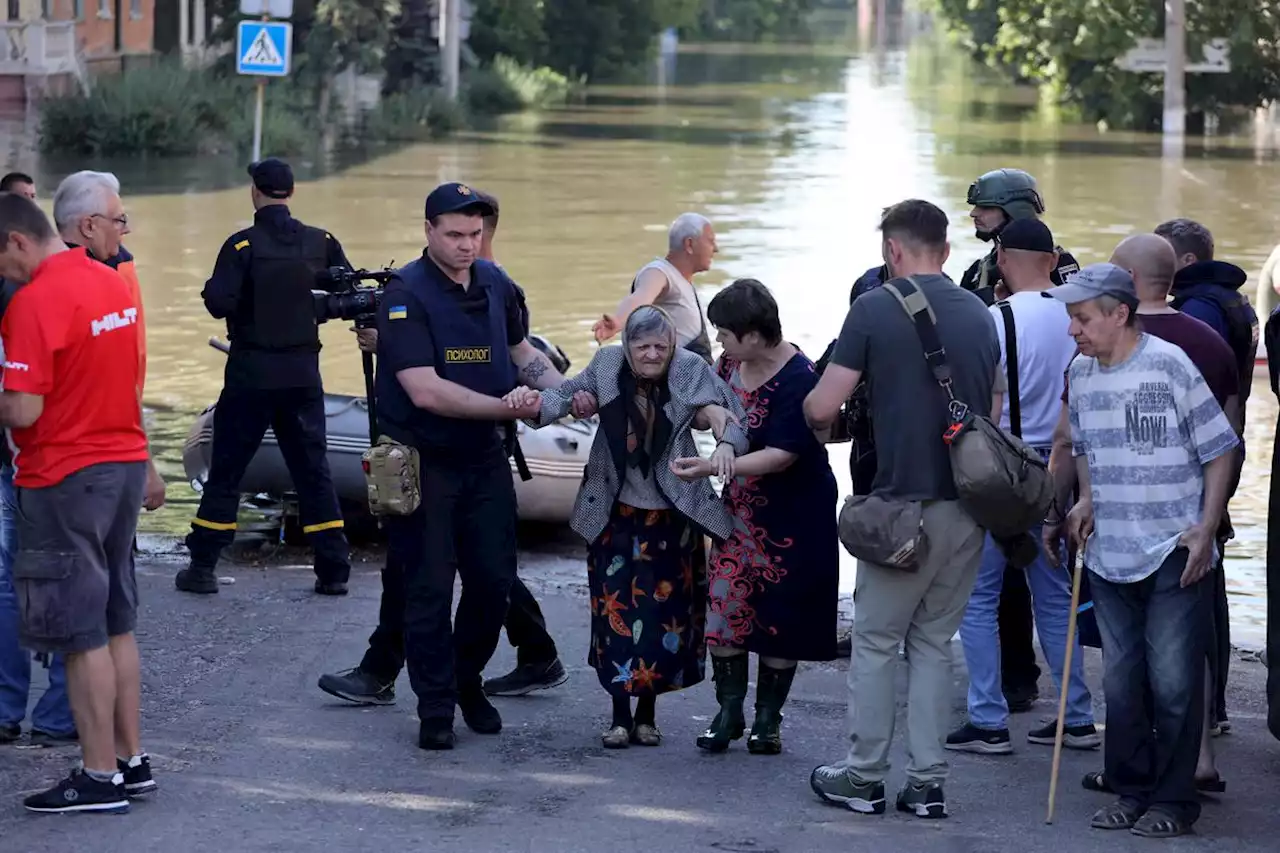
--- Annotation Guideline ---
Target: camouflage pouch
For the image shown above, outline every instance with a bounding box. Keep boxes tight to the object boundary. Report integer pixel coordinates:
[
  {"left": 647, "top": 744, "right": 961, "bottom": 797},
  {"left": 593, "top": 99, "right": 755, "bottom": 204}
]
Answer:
[{"left": 362, "top": 436, "right": 421, "bottom": 516}]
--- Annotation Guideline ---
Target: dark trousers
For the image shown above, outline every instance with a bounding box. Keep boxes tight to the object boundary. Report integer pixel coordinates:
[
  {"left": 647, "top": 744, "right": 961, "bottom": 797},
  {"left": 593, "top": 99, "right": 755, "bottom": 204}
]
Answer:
[
  {"left": 186, "top": 386, "right": 349, "bottom": 583},
  {"left": 1208, "top": 542, "right": 1231, "bottom": 724},
  {"left": 1091, "top": 548, "right": 1206, "bottom": 824},
  {"left": 359, "top": 554, "right": 558, "bottom": 683},
  {"left": 998, "top": 564, "right": 1042, "bottom": 692},
  {"left": 399, "top": 447, "right": 523, "bottom": 720}
]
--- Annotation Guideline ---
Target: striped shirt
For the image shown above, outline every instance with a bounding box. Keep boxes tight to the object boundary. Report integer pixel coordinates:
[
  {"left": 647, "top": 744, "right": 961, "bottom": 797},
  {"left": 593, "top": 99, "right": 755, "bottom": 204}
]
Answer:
[{"left": 1068, "top": 334, "right": 1239, "bottom": 583}]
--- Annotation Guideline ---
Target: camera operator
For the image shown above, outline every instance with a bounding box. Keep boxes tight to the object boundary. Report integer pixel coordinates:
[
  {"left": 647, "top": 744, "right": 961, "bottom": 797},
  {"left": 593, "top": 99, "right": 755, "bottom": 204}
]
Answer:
[
  {"left": 338, "top": 182, "right": 573, "bottom": 750},
  {"left": 177, "top": 158, "right": 353, "bottom": 597}
]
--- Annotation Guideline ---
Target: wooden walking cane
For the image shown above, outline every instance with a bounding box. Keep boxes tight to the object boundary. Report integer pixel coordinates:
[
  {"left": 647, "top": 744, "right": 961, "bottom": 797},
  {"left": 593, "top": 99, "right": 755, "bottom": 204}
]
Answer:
[{"left": 1046, "top": 536, "right": 1087, "bottom": 824}]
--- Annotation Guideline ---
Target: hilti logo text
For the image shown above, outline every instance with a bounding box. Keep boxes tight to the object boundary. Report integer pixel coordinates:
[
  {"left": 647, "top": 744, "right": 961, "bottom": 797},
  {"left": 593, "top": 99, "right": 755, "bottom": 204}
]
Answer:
[
  {"left": 90, "top": 308, "right": 138, "bottom": 337},
  {"left": 3, "top": 360, "right": 28, "bottom": 371}
]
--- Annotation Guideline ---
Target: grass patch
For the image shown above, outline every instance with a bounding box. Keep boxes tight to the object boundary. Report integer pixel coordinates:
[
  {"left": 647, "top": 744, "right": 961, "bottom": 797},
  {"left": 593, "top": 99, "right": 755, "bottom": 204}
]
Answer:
[
  {"left": 38, "top": 61, "right": 317, "bottom": 158},
  {"left": 38, "top": 56, "right": 587, "bottom": 157},
  {"left": 465, "top": 55, "right": 585, "bottom": 115},
  {"left": 358, "top": 89, "right": 466, "bottom": 142}
]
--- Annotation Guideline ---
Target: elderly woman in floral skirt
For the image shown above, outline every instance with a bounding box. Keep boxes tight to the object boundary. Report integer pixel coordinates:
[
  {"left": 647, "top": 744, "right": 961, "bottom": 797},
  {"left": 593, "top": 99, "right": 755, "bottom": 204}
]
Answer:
[{"left": 508, "top": 306, "right": 748, "bottom": 747}]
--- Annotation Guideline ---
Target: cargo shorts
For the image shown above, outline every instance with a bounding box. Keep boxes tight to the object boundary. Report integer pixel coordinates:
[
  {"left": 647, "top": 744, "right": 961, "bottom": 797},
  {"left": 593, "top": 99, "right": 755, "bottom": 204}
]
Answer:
[{"left": 12, "top": 461, "right": 147, "bottom": 655}]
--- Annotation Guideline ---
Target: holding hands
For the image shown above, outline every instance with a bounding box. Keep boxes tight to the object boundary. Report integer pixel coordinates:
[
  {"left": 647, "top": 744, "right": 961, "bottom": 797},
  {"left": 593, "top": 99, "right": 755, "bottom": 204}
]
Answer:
[
  {"left": 503, "top": 386, "right": 541, "bottom": 419},
  {"left": 502, "top": 386, "right": 599, "bottom": 420},
  {"left": 670, "top": 441, "right": 737, "bottom": 482}
]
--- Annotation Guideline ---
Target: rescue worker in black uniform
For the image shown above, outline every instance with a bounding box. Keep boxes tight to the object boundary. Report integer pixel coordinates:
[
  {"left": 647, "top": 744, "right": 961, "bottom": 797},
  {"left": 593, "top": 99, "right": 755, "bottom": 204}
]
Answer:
[
  {"left": 317, "top": 188, "right": 577, "bottom": 710},
  {"left": 960, "top": 168, "right": 1081, "bottom": 712},
  {"left": 176, "top": 158, "right": 353, "bottom": 596},
  {"left": 366, "top": 182, "right": 573, "bottom": 750}
]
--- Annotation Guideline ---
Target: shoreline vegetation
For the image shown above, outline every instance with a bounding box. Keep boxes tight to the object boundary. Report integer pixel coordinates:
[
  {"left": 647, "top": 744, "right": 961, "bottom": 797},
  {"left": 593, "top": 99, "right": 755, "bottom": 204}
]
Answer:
[
  {"left": 36, "top": 0, "right": 839, "bottom": 157},
  {"left": 37, "top": 55, "right": 587, "bottom": 158}
]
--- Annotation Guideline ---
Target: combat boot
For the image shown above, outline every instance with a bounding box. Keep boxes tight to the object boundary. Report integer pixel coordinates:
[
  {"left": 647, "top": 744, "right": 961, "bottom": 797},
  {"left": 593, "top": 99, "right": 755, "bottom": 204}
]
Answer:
[
  {"left": 747, "top": 661, "right": 797, "bottom": 755},
  {"left": 696, "top": 653, "right": 748, "bottom": 753},
  {"left": 175, "top": 565, "right": 218, "bottom": 595}
]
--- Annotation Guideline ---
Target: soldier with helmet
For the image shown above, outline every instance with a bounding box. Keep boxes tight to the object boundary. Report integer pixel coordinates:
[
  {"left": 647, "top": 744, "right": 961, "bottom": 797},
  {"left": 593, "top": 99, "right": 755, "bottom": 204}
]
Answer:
[
  {"left": 959, "top": 167, "right": 1080, "bottom": 714},
  {"left": 960, "top": 168, "right": 1080, "bottom": 306}
]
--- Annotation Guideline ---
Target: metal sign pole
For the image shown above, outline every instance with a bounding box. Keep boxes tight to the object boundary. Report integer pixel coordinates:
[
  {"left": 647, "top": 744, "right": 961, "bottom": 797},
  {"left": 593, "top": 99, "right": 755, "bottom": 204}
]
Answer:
[
  {"left": 239, "top": 7, "right": 291, "bottom": 160},
  {"left": 252, "top": 77, "right": 265, "bottom": 162}
]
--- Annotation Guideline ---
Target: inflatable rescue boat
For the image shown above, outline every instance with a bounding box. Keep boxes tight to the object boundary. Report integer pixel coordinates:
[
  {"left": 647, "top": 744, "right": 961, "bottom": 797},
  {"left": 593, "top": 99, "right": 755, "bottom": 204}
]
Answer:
[{"left": 182, "top": 335, "right": 595, "bottom": 527}]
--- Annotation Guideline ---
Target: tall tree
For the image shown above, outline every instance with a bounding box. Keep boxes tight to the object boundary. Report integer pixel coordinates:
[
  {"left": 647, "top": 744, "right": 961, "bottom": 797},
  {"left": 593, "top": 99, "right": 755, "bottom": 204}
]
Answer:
[{"left": 928, "top": 0, "right": 1280, "bottom": 130}]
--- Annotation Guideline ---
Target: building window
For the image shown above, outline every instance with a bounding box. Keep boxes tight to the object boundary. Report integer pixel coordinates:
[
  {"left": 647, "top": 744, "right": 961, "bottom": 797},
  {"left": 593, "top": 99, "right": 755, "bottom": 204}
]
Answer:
[
  {"left": 131, "top": 0, "right": 141, "bottom": 17},
  {"left": 98, "top": 0, "right": 111, "bottom": 17},
  {"left": 73, "top": 0, "right": 84, "bottom": 19},
  {"left": 41, "top": 0, "right": 49, "bottom": 20},
  {"left": 7, "top": 0, "right": 19, "bottom": 22}
]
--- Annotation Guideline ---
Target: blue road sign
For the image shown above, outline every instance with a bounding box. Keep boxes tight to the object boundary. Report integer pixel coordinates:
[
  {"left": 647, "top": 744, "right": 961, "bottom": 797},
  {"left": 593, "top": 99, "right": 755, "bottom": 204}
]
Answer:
[{"left": 237, "top": 20, "right": 292, "bottom": 77}]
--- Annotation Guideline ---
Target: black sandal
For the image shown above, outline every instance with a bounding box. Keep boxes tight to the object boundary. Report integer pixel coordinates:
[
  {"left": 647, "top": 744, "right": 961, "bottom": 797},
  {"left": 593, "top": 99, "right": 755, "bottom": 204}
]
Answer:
[
  {"left": 1131, "top": 808, "right": 1192, "bottom": 838},
  {"left": 1195, "top": 773, "right": 1227, "bottom": 794},
  {"left": 1082, "top": 771, "right": 1112, "bottom": 793},
  {"left": 1083, "top": 770, "right": 1226, "bottom": 796},
  {"left": 1091, "top": 800, "right": 1142, "bottom": 830}
]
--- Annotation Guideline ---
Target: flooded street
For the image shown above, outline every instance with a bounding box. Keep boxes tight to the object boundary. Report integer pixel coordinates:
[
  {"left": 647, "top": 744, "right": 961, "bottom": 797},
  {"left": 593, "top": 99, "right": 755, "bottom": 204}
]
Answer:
[{"left": 13, "top": 30, "right": 1278, "bottom": 645}]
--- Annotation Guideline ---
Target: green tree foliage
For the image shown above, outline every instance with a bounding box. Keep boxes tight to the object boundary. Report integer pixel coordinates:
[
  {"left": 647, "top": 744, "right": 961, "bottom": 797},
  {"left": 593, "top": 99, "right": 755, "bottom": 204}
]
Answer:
[
  {"left": 540, "top": 0, "right": 661, "bottom": 79},
  {"left": 687, "top": 0, "right": 817, "bottom": 42},
  {"left": 383, "top": 0, "right": 441, "bottom": 94},
  {"left": 927, "top": 0, "right": 1280, "bottom": 130},
  {"left": 468, "top": 0, "right": 547, "bottom": 67}
]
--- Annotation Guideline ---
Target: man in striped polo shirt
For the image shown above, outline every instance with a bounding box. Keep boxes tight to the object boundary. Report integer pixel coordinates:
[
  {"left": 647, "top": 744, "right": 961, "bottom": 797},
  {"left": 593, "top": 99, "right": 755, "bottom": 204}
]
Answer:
[{"left": 1049, "top": 263, "right": 1238, "bottom": 839}]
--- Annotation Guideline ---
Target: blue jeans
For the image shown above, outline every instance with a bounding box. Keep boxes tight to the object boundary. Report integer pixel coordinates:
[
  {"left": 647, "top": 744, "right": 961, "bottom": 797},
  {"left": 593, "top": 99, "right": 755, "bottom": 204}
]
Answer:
[
  {"left": 959, "top": 528, "right": 1095, "bottom": 731},
  {"left": 0, "top": 465, "right": 74, "bottom": 735},
  {"left": 1091, "top": 548, "right": 1205, "bottom": 824}
]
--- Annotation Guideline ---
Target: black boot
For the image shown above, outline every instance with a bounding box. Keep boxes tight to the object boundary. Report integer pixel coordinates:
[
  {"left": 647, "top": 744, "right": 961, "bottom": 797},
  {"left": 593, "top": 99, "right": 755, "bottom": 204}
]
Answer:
[
  {"left": 175, "top": 565, "right": 218, "bottom": 594},
  {"left": 747, "top": 661, "right": 797, "bottom": 755},
  {"left": 696, "top": 654, "right": 748, "bottom": 753}
]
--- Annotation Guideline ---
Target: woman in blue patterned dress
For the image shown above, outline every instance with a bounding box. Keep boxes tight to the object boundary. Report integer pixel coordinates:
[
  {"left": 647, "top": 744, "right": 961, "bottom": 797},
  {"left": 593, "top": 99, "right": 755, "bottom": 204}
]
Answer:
[{"left": 671, "top": 279, "right": 839, "bottom": 755}]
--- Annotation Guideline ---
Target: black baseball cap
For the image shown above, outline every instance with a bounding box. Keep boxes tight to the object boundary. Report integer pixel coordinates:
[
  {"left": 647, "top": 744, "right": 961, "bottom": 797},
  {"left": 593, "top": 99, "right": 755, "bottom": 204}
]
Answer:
[
  {"left": 247, "top": 157, "right": 294, "bottom": 199},
  {"left": 997, "top": 218, "right": 1055, "bottom": 253},
  {"left": 425, "top": 181, "right": 494, "bottom": 220}
]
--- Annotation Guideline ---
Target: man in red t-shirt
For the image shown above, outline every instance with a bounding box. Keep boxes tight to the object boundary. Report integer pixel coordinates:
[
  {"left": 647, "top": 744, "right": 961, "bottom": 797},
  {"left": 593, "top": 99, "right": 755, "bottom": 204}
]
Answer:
[{"left": 0, "top": 194, "right": 158, "bottom": 815}]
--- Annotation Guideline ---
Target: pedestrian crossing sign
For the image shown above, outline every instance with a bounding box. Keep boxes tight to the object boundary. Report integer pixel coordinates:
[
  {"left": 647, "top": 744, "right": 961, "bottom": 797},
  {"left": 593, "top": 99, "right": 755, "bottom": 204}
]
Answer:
[{"left": 237, "top": 20, "right": 292, "bottom": 77}]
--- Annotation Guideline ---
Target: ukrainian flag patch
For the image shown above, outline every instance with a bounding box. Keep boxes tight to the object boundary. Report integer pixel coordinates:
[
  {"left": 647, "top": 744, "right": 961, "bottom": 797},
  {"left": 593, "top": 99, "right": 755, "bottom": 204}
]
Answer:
[{"left": 388, "top": 305, "right": 408, "bottom": 320}]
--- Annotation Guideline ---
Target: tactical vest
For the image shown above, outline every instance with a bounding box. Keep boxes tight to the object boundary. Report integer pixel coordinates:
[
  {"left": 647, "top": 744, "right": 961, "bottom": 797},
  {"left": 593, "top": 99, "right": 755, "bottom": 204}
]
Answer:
[
  {"left": 1171, "top": 285, "right": 1259, "bottom": 406},
  {"left": 231, "top": 224, "right": 329, "bottom": 353},
  {"left": 385, "top": 258, "right": 518, "bottom": 448},
  {"left": 963, "top": 246, "right": 1079, "bottom": 307}
]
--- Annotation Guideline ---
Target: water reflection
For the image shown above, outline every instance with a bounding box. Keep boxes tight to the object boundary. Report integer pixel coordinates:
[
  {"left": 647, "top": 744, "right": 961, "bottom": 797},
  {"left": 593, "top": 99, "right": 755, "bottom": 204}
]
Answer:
[{"left": 7, "top": 32, "right": 1274, "bottom": 646}]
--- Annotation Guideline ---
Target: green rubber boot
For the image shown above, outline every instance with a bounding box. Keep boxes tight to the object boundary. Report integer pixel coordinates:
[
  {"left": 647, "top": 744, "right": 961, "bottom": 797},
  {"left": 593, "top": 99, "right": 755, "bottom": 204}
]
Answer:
[
  {"left": 747, "top": 661, "right": 797, "bottom": 755},
  {"left": 696, "top": 654, "right": 749, "bottom": 753}
]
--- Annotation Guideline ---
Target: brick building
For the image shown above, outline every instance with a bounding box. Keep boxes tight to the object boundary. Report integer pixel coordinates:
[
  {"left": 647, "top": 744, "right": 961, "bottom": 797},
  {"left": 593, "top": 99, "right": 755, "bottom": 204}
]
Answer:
[{"left": 39, "top": 0, "right": 157, "bottom": 72}]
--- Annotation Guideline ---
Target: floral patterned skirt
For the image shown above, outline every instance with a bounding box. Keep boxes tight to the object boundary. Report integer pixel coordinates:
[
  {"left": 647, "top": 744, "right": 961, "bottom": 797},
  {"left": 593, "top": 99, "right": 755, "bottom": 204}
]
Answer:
[{"left": 586, "top": 502, "right": 707, "bottom": 698}]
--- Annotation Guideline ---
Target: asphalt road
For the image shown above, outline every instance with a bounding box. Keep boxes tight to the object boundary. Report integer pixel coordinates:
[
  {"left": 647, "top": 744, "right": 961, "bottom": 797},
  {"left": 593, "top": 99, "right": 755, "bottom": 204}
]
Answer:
[{"left": 2, "top": 541, "right": 1278, "bottom": 852}]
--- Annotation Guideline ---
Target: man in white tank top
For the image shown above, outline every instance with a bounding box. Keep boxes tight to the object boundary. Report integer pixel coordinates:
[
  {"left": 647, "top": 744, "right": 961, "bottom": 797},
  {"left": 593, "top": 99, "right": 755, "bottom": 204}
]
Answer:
[{"left": 592, "top": 212, "right": 717, "bottom": 362}]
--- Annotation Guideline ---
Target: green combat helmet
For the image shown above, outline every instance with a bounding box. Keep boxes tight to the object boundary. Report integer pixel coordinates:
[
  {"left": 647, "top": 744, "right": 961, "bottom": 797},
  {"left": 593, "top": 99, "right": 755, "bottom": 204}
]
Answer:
[{"left": 966, "top": 168, "right": 1046, "bottom": 241}]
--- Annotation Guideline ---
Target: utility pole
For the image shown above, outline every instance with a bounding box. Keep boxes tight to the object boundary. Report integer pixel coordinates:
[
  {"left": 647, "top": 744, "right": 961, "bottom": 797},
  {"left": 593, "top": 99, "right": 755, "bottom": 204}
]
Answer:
[
  {"left": 1163, "top": 0, "right": 1186, "bottom": 154},
  {"left": 440, "top": 0, "right": 460, "bottom": 101}
]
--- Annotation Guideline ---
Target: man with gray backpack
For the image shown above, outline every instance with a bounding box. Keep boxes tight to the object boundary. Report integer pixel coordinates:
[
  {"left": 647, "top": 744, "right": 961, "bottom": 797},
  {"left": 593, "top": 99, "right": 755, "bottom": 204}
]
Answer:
[{"left": 804, "top": 199, "right": 1019, "bottom": 820}]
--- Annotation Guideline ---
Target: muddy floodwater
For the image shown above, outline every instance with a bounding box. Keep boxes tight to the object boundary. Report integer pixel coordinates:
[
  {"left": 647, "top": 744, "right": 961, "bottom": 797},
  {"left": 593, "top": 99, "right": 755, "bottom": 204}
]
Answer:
[{"left": 6, "top": 28, "right": 1278, "bottom": 646}]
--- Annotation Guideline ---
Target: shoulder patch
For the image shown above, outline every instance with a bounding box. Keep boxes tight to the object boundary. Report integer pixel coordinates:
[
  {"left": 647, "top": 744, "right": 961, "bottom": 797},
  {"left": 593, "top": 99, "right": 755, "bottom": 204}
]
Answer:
[
  {"left": 234, "top": 239, "right": 250, "bottom": 251},
  {"left": 388, "top": 305, "right": 408, "bottom": 320}
]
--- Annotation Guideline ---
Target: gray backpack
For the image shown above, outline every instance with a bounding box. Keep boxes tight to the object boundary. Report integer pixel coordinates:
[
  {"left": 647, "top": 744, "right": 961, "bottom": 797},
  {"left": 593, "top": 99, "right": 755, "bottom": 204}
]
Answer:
[{"left": 882, "top": 277, "right": 1052, "bottom": 538}]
